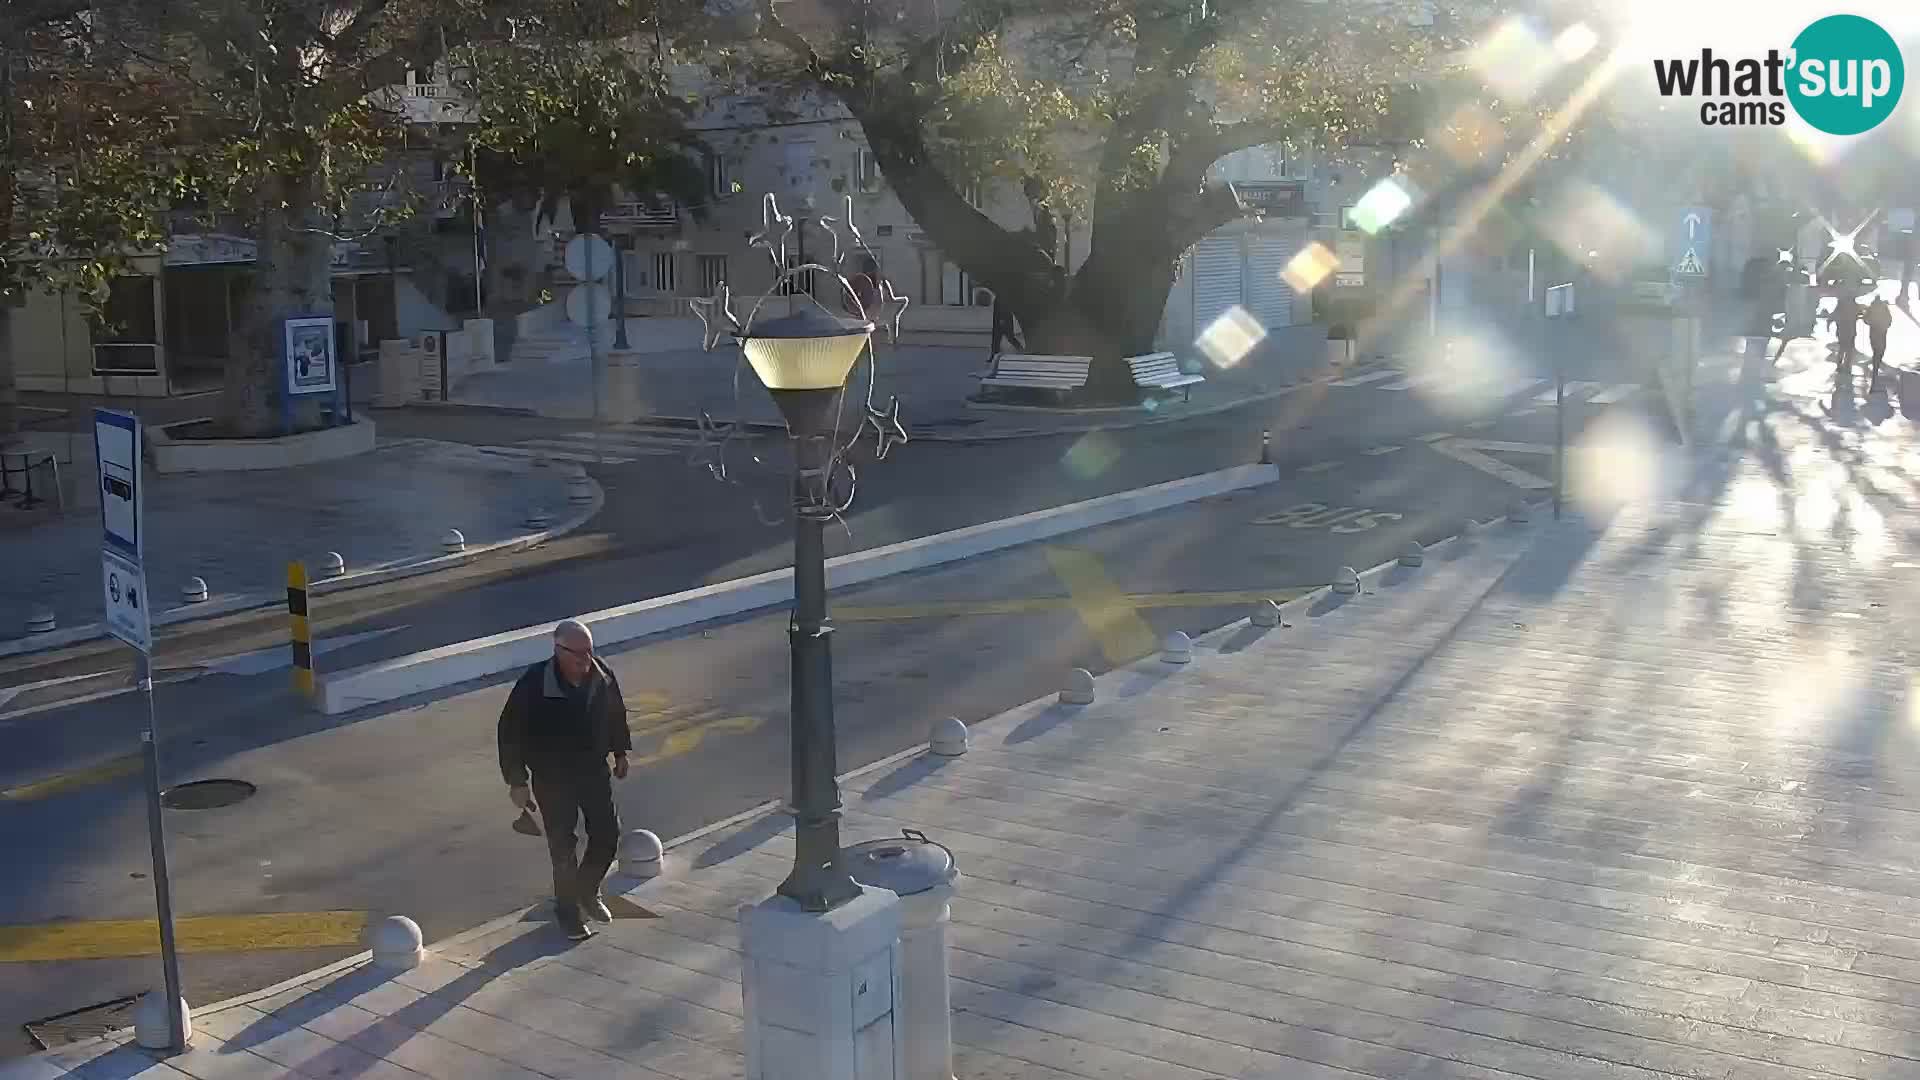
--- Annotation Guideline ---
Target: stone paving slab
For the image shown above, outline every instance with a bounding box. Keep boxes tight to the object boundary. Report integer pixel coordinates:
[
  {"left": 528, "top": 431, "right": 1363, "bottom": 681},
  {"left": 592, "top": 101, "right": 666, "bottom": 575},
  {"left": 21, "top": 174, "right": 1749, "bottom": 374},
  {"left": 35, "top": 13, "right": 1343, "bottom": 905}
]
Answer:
[
  {"left": 21, "top": 341, "right": 1920, "bottom": 1078},
  {"left": 0, "top": 439, "right": 583, "bottom": 648}
]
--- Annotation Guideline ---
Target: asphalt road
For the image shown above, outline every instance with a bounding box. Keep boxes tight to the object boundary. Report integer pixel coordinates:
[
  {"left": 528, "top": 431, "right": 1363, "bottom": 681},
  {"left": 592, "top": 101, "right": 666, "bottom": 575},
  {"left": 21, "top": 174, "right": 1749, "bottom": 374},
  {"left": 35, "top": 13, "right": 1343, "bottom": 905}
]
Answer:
[{"left": 0, "top": 338, "right": 1670, "bottom": 1055}]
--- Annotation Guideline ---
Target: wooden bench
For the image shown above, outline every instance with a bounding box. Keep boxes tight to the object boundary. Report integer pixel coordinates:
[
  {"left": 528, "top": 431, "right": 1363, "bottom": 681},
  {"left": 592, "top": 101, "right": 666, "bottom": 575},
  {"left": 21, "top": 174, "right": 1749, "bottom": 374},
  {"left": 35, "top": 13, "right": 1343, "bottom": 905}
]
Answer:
[
  {"left": 1126, "top": 352, "right": 1206, "bottom": 401},
  {"left": 977, "top": 354, "right": 1092, "bottom": 402}
]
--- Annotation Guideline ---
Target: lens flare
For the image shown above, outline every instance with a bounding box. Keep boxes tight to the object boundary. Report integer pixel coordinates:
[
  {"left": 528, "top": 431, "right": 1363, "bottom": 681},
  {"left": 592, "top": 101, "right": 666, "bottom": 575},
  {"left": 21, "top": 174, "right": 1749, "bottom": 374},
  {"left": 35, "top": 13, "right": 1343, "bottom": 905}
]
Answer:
[
  {"left": 1195, "top": 306, "right": 1267, "bottom": 369},
  {"left": 1350, "top": 180, "right": 1414, "bottom": 235},
  {"left": 1283, "top": 242, "right": 1340, "bottom": 292}
]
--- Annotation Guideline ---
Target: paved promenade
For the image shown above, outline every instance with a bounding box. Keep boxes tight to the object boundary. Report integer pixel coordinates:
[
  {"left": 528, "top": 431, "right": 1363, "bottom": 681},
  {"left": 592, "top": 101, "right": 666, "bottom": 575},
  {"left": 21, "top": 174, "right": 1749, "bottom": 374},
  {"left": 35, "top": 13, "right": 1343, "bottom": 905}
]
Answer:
[{"left": 18, "top": 338, "right": 1920, "bottom": 1078}]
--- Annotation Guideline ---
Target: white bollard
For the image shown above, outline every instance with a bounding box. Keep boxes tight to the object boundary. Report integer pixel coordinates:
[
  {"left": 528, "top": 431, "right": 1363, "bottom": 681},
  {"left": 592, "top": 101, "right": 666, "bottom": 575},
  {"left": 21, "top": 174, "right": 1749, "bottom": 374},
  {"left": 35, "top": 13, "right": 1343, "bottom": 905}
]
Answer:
[
  {"left": 1399, "top": 542, "right": 1425, "bottom": 568},
  {"left": 1507, "top": 498, "right": 1531, "bottom": 525},
  {"left": 620, "top": 829, "right": 664, "bottom": 879},
  {"left": 441, "top": 529, "right": 467, "bottom": 554},
  {"left": 929, "top": 716, "right": 969, "bottom": 757},
  {"left": 317, "top": 551, "right": 345, "bottom": 579},
  {"left": 524, "top": 507, "right": 552, "bottom": 529},
  {"left": 1060, "top": 668, "right": 1095, "bottom": 705},
  {"left": 1332, "top": 567, "right": 1361, "bottom": 595},
  {"left": 1160, "top": 631, "right": 1192, "bottom": 664},
  {"left": 181, "top": 577, "right": 210, "bottom": 604},
  {"left": 1250, "top": 599, "right": 1282, "bottom": 627},
  {"left": 132, "top": 992, "right": 192, "bottom": 1051},
  {"left": 25, "top": 606, "right": 54, "bottom": 634},
  {"left": 369, "top": 915, "right": 425, "bottom": 971}
]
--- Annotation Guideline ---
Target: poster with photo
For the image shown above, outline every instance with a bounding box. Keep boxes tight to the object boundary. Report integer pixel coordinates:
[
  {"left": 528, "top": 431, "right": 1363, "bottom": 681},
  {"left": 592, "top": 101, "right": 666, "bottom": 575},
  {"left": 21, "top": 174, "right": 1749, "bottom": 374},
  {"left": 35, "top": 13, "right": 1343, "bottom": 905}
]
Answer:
[{"left": 283, "top": 315, "right": 337, "bottom": 395}]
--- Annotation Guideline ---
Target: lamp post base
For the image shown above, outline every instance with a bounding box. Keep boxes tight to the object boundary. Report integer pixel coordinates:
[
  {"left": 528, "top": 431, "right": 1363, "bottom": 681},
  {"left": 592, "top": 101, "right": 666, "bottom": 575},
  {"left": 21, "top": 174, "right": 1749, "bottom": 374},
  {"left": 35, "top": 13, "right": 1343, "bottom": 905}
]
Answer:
[{"left": 741, "top": 885, "right": 904, "bottom": 1080}]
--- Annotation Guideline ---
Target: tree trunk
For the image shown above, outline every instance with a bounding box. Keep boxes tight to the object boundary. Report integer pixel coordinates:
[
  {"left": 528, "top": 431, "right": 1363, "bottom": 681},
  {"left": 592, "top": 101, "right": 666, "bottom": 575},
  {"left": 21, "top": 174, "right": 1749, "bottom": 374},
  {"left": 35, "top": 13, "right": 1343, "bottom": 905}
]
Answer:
[
  {"left": 1021, "top": 214, "right": 1179, "bottom": 403},
  {"left": 220, "top": 171, "right": 334, "bottom": 437},
  {"left": 482, "top": 198, "right": 540, "bottom": 364},
  {"left": 0, "top": 307, "right": 18, "bottom": 444}
]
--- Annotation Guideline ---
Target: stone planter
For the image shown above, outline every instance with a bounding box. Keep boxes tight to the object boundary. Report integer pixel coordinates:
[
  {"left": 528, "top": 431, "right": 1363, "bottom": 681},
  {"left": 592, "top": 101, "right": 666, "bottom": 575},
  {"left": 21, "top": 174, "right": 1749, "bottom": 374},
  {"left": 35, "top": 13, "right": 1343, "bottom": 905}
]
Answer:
[{"left": 149, "top": 418, "right": 376, "bottom": 474}]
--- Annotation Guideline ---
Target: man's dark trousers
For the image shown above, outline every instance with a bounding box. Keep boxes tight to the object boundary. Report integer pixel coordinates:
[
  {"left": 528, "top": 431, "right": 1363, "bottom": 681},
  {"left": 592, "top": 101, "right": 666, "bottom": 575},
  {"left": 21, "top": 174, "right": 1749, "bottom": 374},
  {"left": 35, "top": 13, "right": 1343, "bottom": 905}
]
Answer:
[{"left": 532, "top": 760, "right": 619, "bottom": 915}]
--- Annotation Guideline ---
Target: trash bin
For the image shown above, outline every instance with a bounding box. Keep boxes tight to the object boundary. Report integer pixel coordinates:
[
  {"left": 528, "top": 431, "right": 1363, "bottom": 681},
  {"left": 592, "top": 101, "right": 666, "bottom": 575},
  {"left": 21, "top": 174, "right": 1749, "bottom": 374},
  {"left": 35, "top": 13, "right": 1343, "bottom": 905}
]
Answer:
[
  {"left": 1901, "top": 368, "right": 1920, "bottom": 420},
  {"left": 1325, "top": 324, "right": 1356, "bottom": 370},
  {"left": 843, "top": 830, "right": 959, "bottom": 1080}
]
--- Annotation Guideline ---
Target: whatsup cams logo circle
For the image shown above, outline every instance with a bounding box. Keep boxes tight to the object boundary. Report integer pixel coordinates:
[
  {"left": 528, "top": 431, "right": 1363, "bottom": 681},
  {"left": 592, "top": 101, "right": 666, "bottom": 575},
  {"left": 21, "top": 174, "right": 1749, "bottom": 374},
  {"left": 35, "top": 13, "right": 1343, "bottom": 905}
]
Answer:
[{"left": 1786, "top": 14, "right": 1904, "bottom": 135}]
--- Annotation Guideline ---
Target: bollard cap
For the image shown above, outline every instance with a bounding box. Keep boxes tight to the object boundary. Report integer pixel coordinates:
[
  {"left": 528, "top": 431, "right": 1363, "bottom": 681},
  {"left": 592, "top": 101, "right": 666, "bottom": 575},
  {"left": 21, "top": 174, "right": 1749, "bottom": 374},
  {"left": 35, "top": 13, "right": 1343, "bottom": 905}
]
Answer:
[
  {"left": 1251, "top": 598, "right": 1282, "bottom": 626},
  {"left": 842, "top": 829, "right": 955, "bottom": 896},
  {"left": 929, "top": 716, "right": 970, "bottom": 756},
  {"left": 183, "top": 576, "right": 209, "bottom": 596},
  {"left": 1061, "top": 667, "right": 1096, "bottom": 704},
  {"left": 1333, "top": 566, "right": 1361, "bottom": 594},
  {"left": 1507, "top": 499, "right": 1531, "bottom": 523},
  {"left": 369, "top": 915, "right": 424, "bottom": 971},
  {"left": 1399, "top": 542, "right": 1425, "bottom": 567},
  {"left": 442, "top": 528, "right": 466, "bottom": 545},
  {"left": 1161, "top": 630, "right": 1193, "bottom": 662},
  {"left": 622, "top": 828, "right": 664, "bottom": 864}
]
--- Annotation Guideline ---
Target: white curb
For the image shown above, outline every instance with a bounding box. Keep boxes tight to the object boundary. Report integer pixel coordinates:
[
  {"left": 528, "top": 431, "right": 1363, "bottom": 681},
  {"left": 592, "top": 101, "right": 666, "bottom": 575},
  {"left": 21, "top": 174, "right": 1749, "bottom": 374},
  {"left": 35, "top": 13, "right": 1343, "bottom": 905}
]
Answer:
[{"left": 315, "top": 464, "right": 1280, "bottom": 715}]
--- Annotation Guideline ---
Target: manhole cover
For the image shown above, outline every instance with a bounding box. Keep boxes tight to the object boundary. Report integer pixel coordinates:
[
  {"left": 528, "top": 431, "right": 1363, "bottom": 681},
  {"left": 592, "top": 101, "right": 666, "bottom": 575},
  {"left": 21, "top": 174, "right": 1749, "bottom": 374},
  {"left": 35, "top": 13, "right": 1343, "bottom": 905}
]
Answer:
[
  {"left": 160, "top": 778, "right": 255, "bottom": 810},
  {"left": 24, "top": 996, "right": 138, "bottom": 1051}
]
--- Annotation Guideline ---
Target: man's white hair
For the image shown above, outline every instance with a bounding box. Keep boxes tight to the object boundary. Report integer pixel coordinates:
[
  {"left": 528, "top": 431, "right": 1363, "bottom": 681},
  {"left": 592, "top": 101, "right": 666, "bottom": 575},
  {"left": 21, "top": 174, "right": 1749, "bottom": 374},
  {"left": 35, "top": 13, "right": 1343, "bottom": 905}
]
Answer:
[{"left": 554, "top": 619, "right": 593, "bottom": 647}]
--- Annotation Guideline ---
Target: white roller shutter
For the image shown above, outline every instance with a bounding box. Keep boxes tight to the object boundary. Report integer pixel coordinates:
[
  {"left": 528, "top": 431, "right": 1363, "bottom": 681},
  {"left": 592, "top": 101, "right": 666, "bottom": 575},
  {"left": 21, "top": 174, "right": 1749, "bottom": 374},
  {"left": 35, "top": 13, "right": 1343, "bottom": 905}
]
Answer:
[
  {"left": 1192, "top": 233, "right": 1243, "bottom": 335},
  {"left": 1246, "top": 230, "right": 1300, "bottom": 330}
]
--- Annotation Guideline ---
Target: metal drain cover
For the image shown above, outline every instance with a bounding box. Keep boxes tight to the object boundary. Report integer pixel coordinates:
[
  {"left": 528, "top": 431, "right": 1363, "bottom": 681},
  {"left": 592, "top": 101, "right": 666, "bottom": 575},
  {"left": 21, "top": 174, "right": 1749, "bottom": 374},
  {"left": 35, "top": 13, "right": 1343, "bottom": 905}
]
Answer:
[
  {"left": 160, "top": 778, "right": 255, "bottom": 810},
  {"left": 24, "top": 995, "right": 138, "bottom": 1051}
]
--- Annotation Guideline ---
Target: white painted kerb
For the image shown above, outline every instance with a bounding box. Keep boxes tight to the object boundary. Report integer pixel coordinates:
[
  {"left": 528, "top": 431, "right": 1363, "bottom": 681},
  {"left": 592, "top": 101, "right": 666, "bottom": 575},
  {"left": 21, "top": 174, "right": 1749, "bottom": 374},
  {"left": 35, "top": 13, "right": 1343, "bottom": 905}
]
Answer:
[{"left": 316, "top": 463, "right": 1278, "bottom": 714}]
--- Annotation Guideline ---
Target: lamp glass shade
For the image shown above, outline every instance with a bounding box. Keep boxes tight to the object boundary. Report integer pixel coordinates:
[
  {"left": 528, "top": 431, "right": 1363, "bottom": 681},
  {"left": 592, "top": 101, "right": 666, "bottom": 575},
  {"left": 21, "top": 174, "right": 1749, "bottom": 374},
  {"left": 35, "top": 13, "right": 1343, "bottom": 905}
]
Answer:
[{"left": 739, "top": 307, "right": 874, "bottom": 391}]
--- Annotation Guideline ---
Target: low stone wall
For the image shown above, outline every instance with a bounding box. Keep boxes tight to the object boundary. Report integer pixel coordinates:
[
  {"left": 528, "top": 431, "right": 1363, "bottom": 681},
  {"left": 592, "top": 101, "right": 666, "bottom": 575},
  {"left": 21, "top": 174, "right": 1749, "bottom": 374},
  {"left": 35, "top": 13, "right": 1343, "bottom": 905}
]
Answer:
[{"left": 148, "top": 418, "right": 376, "bottom": 473}]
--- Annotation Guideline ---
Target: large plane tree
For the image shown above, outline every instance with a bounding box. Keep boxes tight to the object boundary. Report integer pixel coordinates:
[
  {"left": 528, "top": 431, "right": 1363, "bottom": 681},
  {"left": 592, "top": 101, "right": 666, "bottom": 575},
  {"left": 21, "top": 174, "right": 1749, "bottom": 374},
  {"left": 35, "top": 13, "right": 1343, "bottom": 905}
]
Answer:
[{"left": 740, "top": 0, "right": 1471, "bottom": 398}]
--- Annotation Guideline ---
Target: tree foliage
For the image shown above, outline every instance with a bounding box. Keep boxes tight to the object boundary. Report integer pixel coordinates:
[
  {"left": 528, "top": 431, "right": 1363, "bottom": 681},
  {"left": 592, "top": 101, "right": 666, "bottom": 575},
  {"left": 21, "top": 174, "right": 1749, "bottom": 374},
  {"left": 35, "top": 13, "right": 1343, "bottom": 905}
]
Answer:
[{"left": 728, "top": 0, "right": 1554, "bottom": 393}]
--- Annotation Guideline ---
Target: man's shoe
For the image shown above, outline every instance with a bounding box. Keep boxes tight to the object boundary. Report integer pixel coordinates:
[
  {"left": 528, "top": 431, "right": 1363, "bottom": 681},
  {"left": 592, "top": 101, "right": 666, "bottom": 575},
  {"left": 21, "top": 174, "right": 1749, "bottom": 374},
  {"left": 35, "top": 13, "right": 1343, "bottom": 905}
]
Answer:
[
  {"left": 556, "top": 907, "right": 594, "bottom": 941},
  {"left": 582, "top": 895, "right": 613, "bottom": 923}
]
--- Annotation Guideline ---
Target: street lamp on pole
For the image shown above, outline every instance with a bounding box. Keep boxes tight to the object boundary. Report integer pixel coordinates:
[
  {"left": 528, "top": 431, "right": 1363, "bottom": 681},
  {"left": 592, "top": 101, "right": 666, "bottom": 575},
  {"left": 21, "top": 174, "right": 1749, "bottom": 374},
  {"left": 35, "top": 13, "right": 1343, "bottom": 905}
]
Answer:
[{"left": 738, "top": 304, "right": 874, "bottom": 913}]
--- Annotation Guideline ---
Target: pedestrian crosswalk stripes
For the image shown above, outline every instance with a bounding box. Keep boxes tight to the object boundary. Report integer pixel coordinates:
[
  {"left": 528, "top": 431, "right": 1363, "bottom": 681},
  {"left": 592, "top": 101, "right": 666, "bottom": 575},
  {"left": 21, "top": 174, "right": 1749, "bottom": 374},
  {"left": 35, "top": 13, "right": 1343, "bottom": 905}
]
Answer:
[
  {"left": 479, "top": 423, "right": 755, "bottom": 467},
  {"left": 1327, "top": 364, "right": 1642, "bottom": 408}
]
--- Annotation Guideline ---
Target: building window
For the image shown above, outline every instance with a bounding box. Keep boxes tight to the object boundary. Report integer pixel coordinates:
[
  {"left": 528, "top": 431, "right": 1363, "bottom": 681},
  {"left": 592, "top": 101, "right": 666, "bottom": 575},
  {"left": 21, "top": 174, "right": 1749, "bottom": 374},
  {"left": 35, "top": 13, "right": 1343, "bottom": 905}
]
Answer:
[
  {"left": 856, "top": 148, "right": 881, "bottom": 193},
  {"left": 698, "top": 254, "right": 727, "bottom": 295},
  {"left": 962, "top": 181, "right": 983, "bottom": 209},
  {"left": 652, "top": 252, "right": 677, "bottom": 295},
  {"left": 706, "top": 151, "right": 729, "bottom": 199},
  {"left": 919, "top": 250, "right": 974, "bottom": 307}
]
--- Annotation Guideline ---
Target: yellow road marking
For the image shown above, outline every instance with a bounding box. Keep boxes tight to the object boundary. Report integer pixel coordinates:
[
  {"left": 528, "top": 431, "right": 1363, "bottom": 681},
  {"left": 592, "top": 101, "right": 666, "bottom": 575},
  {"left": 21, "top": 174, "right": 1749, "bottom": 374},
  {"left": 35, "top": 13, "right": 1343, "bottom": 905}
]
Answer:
[
  {"left": 0, "top": 755, "right": 143, "bottom": 803},
  {"left": 631, "top": 714, "right": 760, "bottom": 766},
  {"left": 1044, "top": 546, "right": 1160, "bottom": 666},
  {"left": 0, "top": 911, "right": 370, "bottom": 963},
  {"left": 836, "top": 589, "right": 1310, "bottom": 622}
]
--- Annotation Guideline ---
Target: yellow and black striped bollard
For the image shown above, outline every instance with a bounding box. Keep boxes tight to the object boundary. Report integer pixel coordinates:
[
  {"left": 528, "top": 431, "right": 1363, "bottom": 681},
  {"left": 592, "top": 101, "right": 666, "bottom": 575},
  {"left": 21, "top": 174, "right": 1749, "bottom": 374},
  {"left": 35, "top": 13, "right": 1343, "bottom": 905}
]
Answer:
[{"left": 287, "top": 561, "right": 313, "bottom": 698}]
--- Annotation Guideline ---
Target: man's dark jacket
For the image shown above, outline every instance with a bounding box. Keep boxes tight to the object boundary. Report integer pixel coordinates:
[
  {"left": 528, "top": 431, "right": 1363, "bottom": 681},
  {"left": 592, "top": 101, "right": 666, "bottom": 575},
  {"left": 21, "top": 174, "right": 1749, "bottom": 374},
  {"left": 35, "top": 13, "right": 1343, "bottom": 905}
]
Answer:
[{"left": 497, "top": 658, "right": 633, "bottom": 786}]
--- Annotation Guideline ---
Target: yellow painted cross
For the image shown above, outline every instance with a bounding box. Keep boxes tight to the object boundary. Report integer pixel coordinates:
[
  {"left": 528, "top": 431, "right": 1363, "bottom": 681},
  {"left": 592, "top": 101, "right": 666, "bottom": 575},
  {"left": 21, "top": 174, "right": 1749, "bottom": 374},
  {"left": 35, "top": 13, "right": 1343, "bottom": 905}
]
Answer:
[{"left": 1043, "top": 546, "right": 1164, "bottom": 666}]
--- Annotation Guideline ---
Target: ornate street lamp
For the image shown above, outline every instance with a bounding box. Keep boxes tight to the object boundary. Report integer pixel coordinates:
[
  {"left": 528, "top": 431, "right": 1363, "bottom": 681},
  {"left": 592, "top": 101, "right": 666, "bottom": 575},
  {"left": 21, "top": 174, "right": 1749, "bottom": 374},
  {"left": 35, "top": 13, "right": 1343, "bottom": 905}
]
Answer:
[
  {"left": 738, "top": 304, "right": 872, "bottom": 911},
  {"left": 688, "top": 193, "right": 910, "bottom": 913}
]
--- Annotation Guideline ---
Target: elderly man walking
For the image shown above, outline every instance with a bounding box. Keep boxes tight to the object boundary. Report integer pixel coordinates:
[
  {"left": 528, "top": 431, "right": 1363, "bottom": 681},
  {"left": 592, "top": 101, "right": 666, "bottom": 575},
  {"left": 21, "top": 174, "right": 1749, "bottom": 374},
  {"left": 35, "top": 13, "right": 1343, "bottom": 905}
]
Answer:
[{"left": 498, "top": 620, "right": 632, "bottom": 940}]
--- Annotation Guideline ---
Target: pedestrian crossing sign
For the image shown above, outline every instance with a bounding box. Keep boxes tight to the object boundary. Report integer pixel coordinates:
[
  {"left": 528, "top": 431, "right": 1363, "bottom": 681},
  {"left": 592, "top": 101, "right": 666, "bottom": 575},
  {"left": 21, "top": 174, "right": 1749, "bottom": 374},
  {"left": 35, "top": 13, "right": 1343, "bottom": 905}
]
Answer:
[{"left": 1674, "top": 248, "right": 1705, "bottom": 276}]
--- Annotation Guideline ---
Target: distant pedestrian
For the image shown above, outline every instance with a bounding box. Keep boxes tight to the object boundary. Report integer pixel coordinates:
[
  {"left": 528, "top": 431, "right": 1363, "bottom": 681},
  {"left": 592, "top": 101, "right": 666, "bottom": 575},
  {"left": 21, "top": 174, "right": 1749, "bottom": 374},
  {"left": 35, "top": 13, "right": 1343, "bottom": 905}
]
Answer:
[
  {"left": 990, "top": 293, "right": 1024, "bottom": 364},
  {"left": 1865, "top": 295, "right": 1893, "bottom": 395},
  {"left": 845, "top": 255, "right": 886, "bottom": 320},
  {"left": 498, "top": 619, "right": 631, "bottom": 940},
  {"left": 1830, "top": 293, "right": 1861, "bottom": 368}
]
